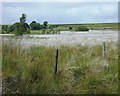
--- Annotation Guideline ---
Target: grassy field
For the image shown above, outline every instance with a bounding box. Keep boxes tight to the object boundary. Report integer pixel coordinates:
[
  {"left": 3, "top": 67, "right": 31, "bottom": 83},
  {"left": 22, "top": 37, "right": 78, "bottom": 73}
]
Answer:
[
  {"left": 51, "top": 23, "right": 118, "bottom": 31},
  {"left": 55, "top": 23, "right": 118, "bottom": 27},
  {"left": 29, "top": 23, "right": 118, "bottom": 34},
  {"left": 0, "top": 23, "right": 118, "bottom": 34},
  {"left": 30, "top": 29, "right": 60, "bottom": 34},
  {"left": 2, "top": 39, "right": 118, "bottom": 94}
]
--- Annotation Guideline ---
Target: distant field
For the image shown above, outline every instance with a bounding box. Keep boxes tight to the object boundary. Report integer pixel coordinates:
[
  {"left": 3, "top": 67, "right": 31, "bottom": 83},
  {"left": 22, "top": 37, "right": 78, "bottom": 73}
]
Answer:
[
  {"left": 0, "top": 23, "right": 118, "bottom": 34},
  {"left": 53, "top": 23, "right": 118, "bottom": 31},
  {"left": 30, "top": 23, "right": 118, "bottom": 34}
]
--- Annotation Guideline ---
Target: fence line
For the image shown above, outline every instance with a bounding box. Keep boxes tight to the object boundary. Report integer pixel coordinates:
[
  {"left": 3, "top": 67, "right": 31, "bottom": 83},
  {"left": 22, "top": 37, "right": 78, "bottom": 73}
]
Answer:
[
  {"left": 53, "top": 42, "right": 107, "bottom": 79},
  {"left": 54, "top": 48, "right": 58, "bottom": 79}
]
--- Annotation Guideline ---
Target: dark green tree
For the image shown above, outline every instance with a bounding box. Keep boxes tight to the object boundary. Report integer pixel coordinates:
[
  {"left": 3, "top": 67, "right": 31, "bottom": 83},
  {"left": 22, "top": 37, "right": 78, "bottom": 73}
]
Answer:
[
  {"left": 30, "top": 21, "right": 37, "bottom": 30},
  {"left": 9, "top": 14, "right": 30, "bottom": 36},
  {"left": 36, "top": 23, "right": 40, "bottom": 30},
  {"left": 11, "top": 22, "right": 30, "bottom": 36},
  {"left": 43, "top": 21, "right": 48, "bottom": 29},
  {"left": 31, "top": 21, "right": 36, "bottom": 24},
  {"left": 2, "top": 25, "right": 8, "bottom": 33},
  {"left": 69, "top": 27, "right": 72, "bottom": 30},
  {"left": 8, "top": 25, "right": 15, "bottom": 33},
  {"left": 39, "top": 25, "right": 46, "bottom": 29},
  {"left": 30, "top": 21, "right": 41, "bottom": 30},
  {"left": 20, "top": 14, "right": 26, "bottom": 23}
]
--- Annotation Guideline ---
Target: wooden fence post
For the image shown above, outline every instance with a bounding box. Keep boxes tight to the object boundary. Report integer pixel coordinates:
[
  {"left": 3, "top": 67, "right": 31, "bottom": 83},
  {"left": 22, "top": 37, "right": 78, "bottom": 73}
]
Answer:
[
  {"left": 103, "top": 42, "right": 106, "bottom": 65},
  {"left": 54, "top": 48, "right": 58, "bottom": 79}
]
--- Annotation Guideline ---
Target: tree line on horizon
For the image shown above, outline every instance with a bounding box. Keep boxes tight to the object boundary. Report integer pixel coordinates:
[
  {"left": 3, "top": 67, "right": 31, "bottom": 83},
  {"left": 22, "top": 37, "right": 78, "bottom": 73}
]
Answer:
[
  {"left": 2, "top": 14, "right": 51, "bottom": 35},
  {"left": 2, "top": 14, "right": 89, "bottom": 35}
]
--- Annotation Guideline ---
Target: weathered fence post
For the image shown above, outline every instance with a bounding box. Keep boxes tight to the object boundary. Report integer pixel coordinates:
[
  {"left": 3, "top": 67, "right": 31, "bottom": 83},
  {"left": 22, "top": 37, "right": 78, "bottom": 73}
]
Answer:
[
  {"left": 54, "top": 49, "right": 58, "bottom": 79},
  {"left": 103, "top": 42, "right": 106, "bottom": 65}
]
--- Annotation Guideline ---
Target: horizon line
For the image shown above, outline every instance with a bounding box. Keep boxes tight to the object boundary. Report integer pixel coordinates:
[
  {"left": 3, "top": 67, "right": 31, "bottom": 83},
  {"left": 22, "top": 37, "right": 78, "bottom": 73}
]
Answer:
[{"left": 0, "top": 22, "right": 118, "bottom": 25}]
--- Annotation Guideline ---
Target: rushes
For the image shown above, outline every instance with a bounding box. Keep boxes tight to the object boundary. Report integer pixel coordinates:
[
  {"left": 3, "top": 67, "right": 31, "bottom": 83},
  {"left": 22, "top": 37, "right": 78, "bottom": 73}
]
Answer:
[{"left": 2, "top": 40, "right": 118, "bottom": 94}]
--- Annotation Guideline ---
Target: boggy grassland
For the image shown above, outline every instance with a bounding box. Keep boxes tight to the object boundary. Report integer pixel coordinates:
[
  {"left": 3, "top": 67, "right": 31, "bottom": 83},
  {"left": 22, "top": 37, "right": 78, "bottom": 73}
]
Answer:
[{"left": 2, "top": 39, "right": 118, "bottom": 94}]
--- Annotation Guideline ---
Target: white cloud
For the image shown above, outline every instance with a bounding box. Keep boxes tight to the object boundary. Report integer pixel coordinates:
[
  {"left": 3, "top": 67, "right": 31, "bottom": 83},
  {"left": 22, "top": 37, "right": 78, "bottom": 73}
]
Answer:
[
  {"left": 2, "top": 2, "right": 118, "bottom": 24},
  {"left": 65, "top": 3, "right": 118, "bottom": 23}
]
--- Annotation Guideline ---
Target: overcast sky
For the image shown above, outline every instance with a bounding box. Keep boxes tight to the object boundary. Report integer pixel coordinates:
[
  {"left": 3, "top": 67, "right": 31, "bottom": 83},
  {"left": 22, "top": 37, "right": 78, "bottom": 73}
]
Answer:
[{"left": 2, "top": 1, "right": 118, "bottom": 24}]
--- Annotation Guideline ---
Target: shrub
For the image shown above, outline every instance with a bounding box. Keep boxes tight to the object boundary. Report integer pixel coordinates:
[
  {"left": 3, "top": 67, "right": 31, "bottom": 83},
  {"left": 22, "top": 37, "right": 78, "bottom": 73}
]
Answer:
[
  {"left": 39, "top": 25, "right": 46, "bottom": 30},
  {"left": 49, "top": 25, "right": 58, "bottom": 29},
  {"left": 30, "top": 21, "right": 41, "bottom": 30},
  {"left": 7, "top": 25, "right": 15, "bottom": 33},
  {"left": 75, "top": 26, "right": 89, "bottom": 31},
  {"left": 11, "top": 22, "right": 30, "bottom": 36},
  {"left": 2, "top": 25, "right": 8, "bottom": 33},
  {"left": 69, "top": 26, "right": 73, "bottom": 30},
  {"left": 43, "top": 21, "right": 48, "bottom": 28}
]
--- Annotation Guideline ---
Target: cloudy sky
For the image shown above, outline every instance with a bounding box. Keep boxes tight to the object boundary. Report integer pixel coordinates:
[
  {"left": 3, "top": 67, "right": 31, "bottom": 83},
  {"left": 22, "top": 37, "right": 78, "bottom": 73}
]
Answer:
[{"left": 2, "top": 1, "right": 118, "bottom": 24}]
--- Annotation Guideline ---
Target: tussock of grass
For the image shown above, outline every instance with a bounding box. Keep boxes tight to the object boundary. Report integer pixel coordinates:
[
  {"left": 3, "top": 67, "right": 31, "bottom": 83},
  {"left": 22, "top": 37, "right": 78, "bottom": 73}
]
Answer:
[{"left": 2, "top": 40, "right": 118, "bottom": 94}]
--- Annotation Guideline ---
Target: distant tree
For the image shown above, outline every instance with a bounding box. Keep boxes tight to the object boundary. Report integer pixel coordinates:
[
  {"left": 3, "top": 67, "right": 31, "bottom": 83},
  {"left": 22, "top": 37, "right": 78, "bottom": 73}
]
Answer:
[
  {"left": 36, "top": 23, "right": 41, "bottom": 30},
  {"left": 13, "top": 22, "right": 23, "bottom": 35},
  {"left": 40, "top": 25, "right": 46, "bottom": 29},
  {"left": 30, "top": 21, "right": 37, "bottom": 30},
  {"left": 69, "top": 27, "right": 72, "bottom": 30},
  {"left": 30, "top": 21, "right": 41, "bottom": 30},
  {"left": 11, "top": 22, "right": 30, "bottom": 36},
  {"left": 2, "top": 25, "right": 8, "bottom": 33},
  {"left": 22, "top": 23, "right": 30, "bottom": 34},
  {"left": 8, "top": 14, "right": 30, "bottom": 36},
  {"left": 43, "top": 21, "right": 48, "bottom": 29},
  {"left": 8, "top": 25, "right": 14, "bottom": 32},
  {"left": 31, "top": 21, "right": 37, "bottom": 24},
  {"left": 20, "top": 14, "right": 26, "bottom": 23}
]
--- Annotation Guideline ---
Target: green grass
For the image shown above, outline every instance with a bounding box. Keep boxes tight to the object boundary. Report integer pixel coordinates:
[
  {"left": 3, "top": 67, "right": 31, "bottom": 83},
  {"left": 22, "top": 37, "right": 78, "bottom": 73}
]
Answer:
[
  {"left": 30, "top": 29, "right": 60, "bottom": 34},
  {"left": 1, "top": 23, "right": 118, "bottom": 34},
  {"left": 48, "top": 23, "right": 118, "bottom": 32},
  {"left": 53, "top": 23, "right": 118, "bottom": 31},
  {"left": 2, "top": 40, "right": 118, "bottom": 94}
]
